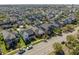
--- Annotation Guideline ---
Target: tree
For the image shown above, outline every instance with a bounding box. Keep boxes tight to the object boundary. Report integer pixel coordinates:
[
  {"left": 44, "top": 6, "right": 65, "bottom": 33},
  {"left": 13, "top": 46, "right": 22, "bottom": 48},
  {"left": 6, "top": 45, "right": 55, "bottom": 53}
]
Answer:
[
  {"left": 63, "top": 24, "right": 74, "bottom": 33},
  {"left": 77, "top": 29, "right": 79, "bottom": 39},
  {"left": 53, "top": 42, "right": 64, "bottom": 55},
  {"left": 66, "top": 35, "right": 76, "bottom": 43},
  {"left": 52, "top": 28, "right": 62, "bottom": 35},
  {"left": 70, "top": 45, "right": 79, "bottom": 55},
  {"left": 62, "top": 27, "right": 68, "bottom": 33},
  {"left": 66, "top": 24, "right": 74, "bottom": 32},
  {"left": 66, "top": 35, "right": 76, "bottom": 49},
  {"left": 0, "top": 48, "right": 2, "bottom": 55}
]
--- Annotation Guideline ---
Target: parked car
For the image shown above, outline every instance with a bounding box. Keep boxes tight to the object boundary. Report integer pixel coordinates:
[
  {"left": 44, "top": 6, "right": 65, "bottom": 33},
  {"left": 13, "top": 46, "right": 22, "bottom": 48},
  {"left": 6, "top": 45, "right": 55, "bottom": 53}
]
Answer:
[
  {"left": 27, "top": 45, "right": 33, "bottom": 50},
  {"left": 18, "top": 49, "right": 25, "bottom": 54},
  {"left": 43, "top": 40, "right": 48, "bottom": 42}
]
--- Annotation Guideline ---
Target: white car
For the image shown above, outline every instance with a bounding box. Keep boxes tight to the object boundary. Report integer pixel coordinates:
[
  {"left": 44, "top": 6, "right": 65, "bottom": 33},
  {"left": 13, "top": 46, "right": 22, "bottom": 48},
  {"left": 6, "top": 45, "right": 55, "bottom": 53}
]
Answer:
[{"left": 27, "top": 45, "right": 33, "bottom": 50}]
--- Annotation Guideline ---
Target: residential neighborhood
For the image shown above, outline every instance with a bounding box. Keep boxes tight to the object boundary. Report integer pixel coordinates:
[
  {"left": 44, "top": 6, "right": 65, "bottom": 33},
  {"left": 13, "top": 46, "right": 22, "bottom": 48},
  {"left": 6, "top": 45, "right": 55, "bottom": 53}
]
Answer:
[{"left": 0, "top": 5, "right": 79, "bottom": 55}]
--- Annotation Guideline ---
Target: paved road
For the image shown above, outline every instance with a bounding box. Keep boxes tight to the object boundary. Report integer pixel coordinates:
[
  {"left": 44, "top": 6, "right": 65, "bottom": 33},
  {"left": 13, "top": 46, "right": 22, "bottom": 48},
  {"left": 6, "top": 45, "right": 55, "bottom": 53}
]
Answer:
[{"left": 16, "top": 26, "right": 79, "bottom": 55}]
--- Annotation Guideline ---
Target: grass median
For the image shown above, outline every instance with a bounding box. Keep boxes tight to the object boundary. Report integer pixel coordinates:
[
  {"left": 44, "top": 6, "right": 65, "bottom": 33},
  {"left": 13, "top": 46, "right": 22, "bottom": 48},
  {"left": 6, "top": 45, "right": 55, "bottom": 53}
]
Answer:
[{"left": 31, "top": 38, "right": 43, "bottom": 45}]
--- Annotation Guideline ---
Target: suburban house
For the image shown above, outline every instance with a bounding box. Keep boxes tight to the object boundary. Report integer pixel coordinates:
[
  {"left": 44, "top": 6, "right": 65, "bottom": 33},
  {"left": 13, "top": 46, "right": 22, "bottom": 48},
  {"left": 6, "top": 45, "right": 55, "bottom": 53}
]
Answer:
[
  {"left": 2, "top": 30, "right": 19, "bottom": 50},
  {"left": 25, "top": 19, "right": 32, "bottom": 25},
  {"left": 53, "top": 20, "right": 64, "bottom": 27},
  {"left": 28, "top": 15, "right": 36, "bottom": 22},
  {"left": 63, "top": 16, "right": 76, "bottom": 25},
  {"left": 19, "top": 29, "right": 35, "bottom": 44},
  {"left": 32, "top": 26, "right": 45, "bottom": 38},
  {"left": 1, "top": 25, "right": 13, "bottom": 29},
  {"left": 51, "top": 22, "right": 60, "bottom": 28},
  {"left": 16, "top": 19, "right": 25, "bottom": 26},
  {"left": 40, "top": 23, "right": 53, "bottom": 35}
]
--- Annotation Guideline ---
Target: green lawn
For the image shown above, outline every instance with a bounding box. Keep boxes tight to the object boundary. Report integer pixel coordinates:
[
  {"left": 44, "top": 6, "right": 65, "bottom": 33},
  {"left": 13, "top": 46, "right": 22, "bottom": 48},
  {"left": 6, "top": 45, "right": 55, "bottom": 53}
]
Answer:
[
  {"left": 0, "top": 42, "right": 8, "bottom": 54},
  {"left": 31, "top": 38, "right": 43, "bottom": 45},
  {"left": 0, "top": 34, "right": 8, "bottom": 54},
  {"left": 0, "top": 40, "right": 8, "bottom": 54},
  {"left": 18, "top": 37, "right": 26, "bottom": 48}
]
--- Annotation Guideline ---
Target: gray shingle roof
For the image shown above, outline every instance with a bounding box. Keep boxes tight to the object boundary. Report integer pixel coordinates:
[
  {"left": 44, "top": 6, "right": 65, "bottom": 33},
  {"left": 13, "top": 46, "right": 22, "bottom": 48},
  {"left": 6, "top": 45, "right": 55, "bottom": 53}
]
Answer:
[
  {"left": 2, "top": 30, "right": 16, "bottom": 40},
  {"left": 40, "top": 23, "right": 52, "bottom": 31},
  {"left": 19, "top": 28, "right": 34, "bottom": 36}
]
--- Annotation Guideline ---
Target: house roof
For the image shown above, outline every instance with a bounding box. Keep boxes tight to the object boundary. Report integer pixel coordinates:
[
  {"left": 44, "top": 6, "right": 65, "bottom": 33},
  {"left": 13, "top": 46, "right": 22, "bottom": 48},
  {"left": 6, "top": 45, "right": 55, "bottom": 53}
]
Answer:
[
  {"left": 63, "top": 17, "right": 75, "bottom": 24},
  {"left": 2, "top": 30, "right": 16, "bottom": 41},
  {"left": 37, "top": 28, "right": 45, "bottom": 35},
  {"left": 63, "top": 16, "right": 76, "bottom": 24},
  {"left": 1, "top": 25, "right": 12, "bottom": 29},
  {"left": 22, "top": 32, "right": 29, "bottom": 40},
  {"left": 19, "top": 28, "right": 35, "bottom": 41},
  {"left": 26, "top": 29, "right": 34, "bottom": 35},
  {"left": 52, "top": 22, "right": 60, "bottom": 28},
  {"left": 20, "top": 28, "right": 34, "bottom": 36},
  {"left": 40, "top": 23, "right": 52, "bottom": 31},
  {"left": 31, "top": 26, "right": 44, "bottom": 35}
]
